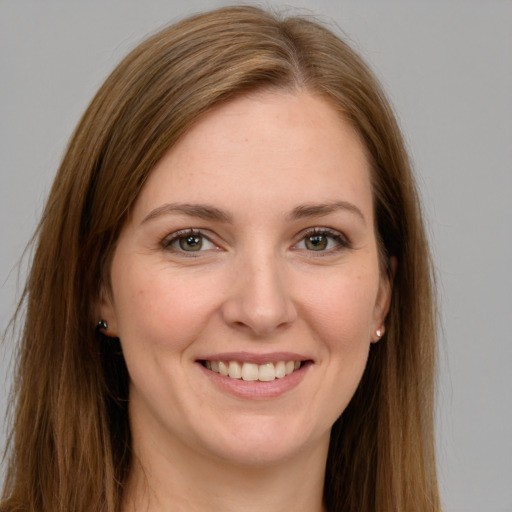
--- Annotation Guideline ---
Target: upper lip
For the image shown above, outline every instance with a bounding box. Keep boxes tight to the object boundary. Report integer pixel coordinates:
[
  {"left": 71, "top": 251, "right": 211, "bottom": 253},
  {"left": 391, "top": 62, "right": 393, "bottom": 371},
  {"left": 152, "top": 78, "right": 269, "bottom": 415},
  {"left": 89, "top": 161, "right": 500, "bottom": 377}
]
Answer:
[{"left": 196, "top": 351, "right": 312, "bottom": 365}]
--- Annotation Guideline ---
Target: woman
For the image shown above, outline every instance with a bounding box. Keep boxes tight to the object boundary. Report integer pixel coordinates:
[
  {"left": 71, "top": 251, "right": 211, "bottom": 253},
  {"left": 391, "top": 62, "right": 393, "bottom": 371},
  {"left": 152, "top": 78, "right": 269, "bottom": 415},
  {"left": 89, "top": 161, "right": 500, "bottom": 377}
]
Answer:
[{"left": 1, "top": 6, "right": 440, "bottom": 512}]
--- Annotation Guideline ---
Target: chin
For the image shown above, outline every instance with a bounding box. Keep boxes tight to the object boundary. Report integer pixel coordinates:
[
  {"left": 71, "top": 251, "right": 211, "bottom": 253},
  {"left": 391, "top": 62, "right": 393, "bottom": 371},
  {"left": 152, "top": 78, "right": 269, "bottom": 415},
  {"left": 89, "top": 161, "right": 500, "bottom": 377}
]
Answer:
[{"left": 189, "top": 410, "right": 332, "bottom": 469}]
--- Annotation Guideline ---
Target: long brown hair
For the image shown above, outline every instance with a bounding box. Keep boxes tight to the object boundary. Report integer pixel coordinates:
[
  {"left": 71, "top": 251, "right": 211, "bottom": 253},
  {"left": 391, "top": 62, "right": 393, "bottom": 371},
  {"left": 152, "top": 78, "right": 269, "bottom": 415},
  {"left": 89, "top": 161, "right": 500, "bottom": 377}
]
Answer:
[{"left": 1, "top": 6, "right": 439, "bottom": 511}]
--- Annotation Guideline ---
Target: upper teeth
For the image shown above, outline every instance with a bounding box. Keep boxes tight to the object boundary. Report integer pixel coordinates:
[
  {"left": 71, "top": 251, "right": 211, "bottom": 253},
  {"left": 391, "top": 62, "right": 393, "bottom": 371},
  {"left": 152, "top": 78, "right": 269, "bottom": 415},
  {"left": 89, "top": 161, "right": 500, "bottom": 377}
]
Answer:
[{"left": 204, "top": 360, "right": 301, "bottom": 381}]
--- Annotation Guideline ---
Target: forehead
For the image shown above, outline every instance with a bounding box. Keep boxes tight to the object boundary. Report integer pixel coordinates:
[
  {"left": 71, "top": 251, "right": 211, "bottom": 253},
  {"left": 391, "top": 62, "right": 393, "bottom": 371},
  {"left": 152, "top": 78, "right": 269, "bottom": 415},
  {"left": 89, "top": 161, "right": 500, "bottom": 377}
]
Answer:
[{"left": 133, "top": 90, "right": 373, "bottom": 222}]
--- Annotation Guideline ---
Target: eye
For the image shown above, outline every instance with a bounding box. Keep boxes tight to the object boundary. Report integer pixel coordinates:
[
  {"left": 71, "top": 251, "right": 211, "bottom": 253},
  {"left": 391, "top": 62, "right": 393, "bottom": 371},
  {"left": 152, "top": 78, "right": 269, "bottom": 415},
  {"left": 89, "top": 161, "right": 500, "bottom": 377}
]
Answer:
[
  {"left": 162, "top": 229, "right": 216, "bottom": 253},
  {"left": 294, "top": 228, "right": 350, "bottom": 253}
]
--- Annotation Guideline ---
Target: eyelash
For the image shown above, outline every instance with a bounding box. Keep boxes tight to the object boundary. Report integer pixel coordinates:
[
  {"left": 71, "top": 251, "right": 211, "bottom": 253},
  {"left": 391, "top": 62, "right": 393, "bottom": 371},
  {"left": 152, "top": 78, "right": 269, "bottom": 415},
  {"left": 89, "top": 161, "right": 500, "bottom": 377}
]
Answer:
[
  {"left": 294, "top": 228, "right": 352, "bottom": 254},
  {"left": 160, "top": 229, "right": 216, "bottom": 256},
  {"left": 160, "top": 227, "right": 351, "bottom": 256}
]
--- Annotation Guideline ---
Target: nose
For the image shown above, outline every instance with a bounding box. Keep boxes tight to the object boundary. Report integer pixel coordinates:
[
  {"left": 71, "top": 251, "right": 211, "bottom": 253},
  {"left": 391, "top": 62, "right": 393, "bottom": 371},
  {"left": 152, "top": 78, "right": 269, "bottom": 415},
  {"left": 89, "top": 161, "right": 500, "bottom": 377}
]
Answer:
[{"left": 221, "top": 252, "right": 298, "bottom": 337}]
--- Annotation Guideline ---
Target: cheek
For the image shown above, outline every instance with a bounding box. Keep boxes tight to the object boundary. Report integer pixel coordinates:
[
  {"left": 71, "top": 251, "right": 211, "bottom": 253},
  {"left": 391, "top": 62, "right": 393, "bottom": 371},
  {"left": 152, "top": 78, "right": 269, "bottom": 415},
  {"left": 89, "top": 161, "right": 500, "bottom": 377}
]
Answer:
[
  {"left": 111, "top": 263, "right": 222, "bottom": 352},
  {"left": 289, "top": 271, "right": 378, "bottom": 428},
  {"left": 301, "top": 269, "right": 379, "bottom": 349}
]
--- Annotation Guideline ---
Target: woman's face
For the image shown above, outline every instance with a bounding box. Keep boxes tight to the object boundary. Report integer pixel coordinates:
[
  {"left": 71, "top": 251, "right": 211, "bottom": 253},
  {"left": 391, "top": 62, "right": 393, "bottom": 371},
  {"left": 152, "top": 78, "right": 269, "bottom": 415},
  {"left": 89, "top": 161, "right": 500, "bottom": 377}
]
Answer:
[{"left": 101, "top": 90, "right": 392, "bottom": 468}]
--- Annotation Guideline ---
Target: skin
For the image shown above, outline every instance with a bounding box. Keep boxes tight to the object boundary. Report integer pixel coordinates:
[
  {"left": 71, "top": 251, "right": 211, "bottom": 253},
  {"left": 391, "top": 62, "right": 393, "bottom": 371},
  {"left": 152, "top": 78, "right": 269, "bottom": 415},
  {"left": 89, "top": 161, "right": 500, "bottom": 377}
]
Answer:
[{"left": 100, "top": 90, "right": 392, "bottom": 512}]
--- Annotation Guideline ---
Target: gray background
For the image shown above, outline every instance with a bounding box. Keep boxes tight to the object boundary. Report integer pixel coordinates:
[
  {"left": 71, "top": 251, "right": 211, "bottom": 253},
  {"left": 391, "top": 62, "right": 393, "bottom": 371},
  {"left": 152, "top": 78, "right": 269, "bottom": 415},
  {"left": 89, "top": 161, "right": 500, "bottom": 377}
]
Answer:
[{"left": 1, "top": 1, "right": 511, "bottom": 511}]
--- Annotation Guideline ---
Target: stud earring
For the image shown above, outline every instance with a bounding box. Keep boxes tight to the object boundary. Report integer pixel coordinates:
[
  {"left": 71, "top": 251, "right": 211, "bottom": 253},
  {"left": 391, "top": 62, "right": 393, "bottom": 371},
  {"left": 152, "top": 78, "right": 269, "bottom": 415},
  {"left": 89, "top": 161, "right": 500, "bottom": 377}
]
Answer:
[
  {"left": 96, "top": 320, "right": 116, "bottom": 337},
  {"left": 97, "top": 320, "right": 108, "bottom": 332},
  {"left": 375, "top": 326, "right": 385, "bottom": 339}
]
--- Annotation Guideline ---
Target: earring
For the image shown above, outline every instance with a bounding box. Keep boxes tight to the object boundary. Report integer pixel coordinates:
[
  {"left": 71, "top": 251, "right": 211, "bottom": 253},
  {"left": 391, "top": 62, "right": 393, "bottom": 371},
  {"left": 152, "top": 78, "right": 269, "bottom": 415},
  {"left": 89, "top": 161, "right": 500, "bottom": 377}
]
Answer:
[
  {"left": 96, "top": 319, "right": 116, "bottom": 337},
  {"left": 375, "top": 326, "right": 385, "bottom": 339},
  {"left": 97, "top": 320, "right": 108, "bottom": 332}
]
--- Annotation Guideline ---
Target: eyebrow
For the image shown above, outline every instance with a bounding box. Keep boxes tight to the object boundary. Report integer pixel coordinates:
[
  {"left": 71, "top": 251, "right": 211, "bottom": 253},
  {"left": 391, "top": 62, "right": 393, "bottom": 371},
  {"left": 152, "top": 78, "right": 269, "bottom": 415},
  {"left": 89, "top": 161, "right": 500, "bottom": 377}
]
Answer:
[
  {"left": 141, "top": 203, "right": 233, "bottom": 224},
  {"left": 141, "top": 200, "right": 366, "bottom": 226},
  {"left": 288, "top": 201, "right": 366, "bottom": 225}
]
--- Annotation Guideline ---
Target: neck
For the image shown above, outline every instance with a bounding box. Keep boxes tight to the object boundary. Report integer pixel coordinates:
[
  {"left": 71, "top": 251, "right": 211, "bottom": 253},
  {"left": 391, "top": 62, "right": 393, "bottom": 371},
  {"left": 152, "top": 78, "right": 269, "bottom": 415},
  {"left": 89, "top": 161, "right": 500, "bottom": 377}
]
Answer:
[{"left": 122, "top": 433, "right": 329, "bottom": 512}]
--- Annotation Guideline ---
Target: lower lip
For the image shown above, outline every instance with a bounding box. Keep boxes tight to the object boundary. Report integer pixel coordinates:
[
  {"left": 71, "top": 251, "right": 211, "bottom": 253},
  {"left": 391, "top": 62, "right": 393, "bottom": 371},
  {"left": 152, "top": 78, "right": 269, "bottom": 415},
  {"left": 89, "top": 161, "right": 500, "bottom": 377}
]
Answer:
[{"left": 197, "top": 362, "right": 311, "bottom": 399}]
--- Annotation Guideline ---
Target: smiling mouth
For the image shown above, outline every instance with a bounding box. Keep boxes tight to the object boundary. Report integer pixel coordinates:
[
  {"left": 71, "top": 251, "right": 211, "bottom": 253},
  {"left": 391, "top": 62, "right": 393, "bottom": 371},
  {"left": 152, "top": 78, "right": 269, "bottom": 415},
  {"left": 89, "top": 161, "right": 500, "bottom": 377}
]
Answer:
[{"left": 200, "top": 360, "right": 306, "bottom": 382}]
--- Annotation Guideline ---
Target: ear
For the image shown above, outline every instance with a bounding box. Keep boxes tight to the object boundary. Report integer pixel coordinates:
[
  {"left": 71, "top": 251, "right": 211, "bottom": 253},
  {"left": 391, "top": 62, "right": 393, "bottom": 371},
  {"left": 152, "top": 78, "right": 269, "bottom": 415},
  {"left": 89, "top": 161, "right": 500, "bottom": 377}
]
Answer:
[
  {"left": 96, "top": 285, "right": 119, "bottom": 338},
  {"left": 371, "top": 256, "right": 397, "bottom": 343}
]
